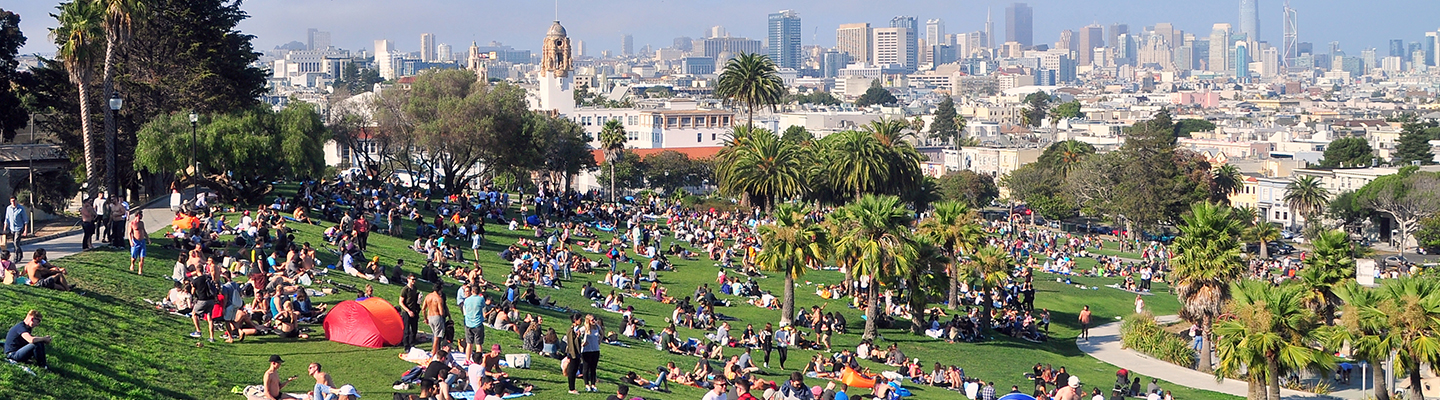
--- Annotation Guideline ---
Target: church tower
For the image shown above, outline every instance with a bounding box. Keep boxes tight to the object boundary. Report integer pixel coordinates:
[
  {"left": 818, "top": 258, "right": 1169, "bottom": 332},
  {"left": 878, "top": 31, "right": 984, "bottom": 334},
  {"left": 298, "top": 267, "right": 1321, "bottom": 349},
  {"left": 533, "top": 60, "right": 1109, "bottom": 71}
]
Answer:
[
  {"left": 538, "top": 21, "right": 575, "bottom": 116},
  {"left": 466, "top": 41, "right": 487, "bottom": 81}
]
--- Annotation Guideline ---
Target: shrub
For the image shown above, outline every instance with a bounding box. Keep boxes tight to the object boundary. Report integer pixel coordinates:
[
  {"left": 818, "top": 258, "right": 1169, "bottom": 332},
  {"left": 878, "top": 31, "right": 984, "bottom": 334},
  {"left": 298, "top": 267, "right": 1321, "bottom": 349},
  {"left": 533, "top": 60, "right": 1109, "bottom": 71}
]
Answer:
[{"left": 1120, "top": 312, "right": 1196, "bottom": 367}]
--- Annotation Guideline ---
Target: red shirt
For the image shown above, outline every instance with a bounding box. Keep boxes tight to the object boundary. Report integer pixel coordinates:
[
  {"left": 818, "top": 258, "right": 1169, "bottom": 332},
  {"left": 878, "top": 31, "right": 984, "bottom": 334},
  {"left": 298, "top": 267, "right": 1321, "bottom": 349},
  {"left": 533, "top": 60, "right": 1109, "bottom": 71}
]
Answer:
[{"left": 355, "top": 217, "right": 368, "bottom": 233}]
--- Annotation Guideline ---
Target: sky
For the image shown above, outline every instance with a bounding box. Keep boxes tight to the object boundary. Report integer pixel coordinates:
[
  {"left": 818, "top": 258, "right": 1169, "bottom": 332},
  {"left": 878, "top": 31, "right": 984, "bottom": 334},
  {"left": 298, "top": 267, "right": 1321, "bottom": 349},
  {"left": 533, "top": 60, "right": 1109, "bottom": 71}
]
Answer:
[{"left": 11, "top": 0, "right": 1440, "bottom": 58}]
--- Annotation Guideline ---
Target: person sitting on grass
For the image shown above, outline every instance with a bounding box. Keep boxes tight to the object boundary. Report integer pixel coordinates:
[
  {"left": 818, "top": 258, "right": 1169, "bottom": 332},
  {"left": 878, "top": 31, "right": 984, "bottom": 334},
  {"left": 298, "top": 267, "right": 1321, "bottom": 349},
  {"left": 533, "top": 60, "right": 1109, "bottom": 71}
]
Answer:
[
  {"left": 272, "top": 301, "right": 310, "bottom": 340},
  {"left": 475, "top": 344, "right": 534, "bottom": 396},
  {"left": 25, "top": 249, "right": 69, "bottom": 291},
  {"left": 5, "top": 309, "right": 51, "bottom": 372},
  {"left": 243, "top": 354, "right": 302, "bottom": 400}
]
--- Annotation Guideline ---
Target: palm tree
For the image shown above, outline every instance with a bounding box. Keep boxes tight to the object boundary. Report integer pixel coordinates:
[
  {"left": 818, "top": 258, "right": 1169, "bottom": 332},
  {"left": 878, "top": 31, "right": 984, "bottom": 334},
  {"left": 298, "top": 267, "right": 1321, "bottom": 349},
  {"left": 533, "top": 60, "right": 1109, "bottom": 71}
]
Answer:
[
  {"left": 966, "top": 245, "right": 1014, "bottom": 335},
  {"left": 1214, "top": 281, "right": 1331, "bottom": 400},
  {"left": 862, "top": 118, "right": 926, "bottom": 202},
  {"left": 715, "top": 53, "right": 786, "bottom": 128},
  {"left": 904, "top": 236, "right": 949, "bottom": 334},
  {"left": 1245, "top": 222, "right": 1281, "bottom": 260},
  {"left": 1052, "top": 140, "right": 1094, "bottom": 176},
  {"left": 756, "top": 203, "right": 830, "bottom": 327},
  {"left": 96, "top": 0, "right": 148, "bottom": 198},
  {"left": 822, "top": 130, "right": 890, "bottom": 199},
  {"left": 919, "top": 201, "right": 984, "bottom": 309},
  {"left": 715, "top": 127, "right": 806, "bottom": 210},
  {"left": 598, "top": 119, "right": 627, "bottom": 203},
  {"left": 1297, "top": 229, "right": 1355, "bottom": 325},
  {"left": 1377, "top": 277, "right": 1440, "bottom": 400},
  {"left": 1325, "top": 282, "right": 1397, "bottom": 400},
  {"left": 831, "top": 194, "right": 916, "bottom": 340},
  {"left": 51, "top": 0, "right": 104, "bottom": 196},
  {"left": 1213, "top": 164, "right": 1244, "bottom": 198},
  {"left": 1284, "top": 175, "right": 1331, "bottom": 229},
  {"left": 1233, "top": 205, "right": 1259, "bottom": 227},
  {"left": 1171, "top": 202, "right": 1246, "bottom": 373},
  {"left": 861, "top": 118, "right": 913, "bottom": 147}
]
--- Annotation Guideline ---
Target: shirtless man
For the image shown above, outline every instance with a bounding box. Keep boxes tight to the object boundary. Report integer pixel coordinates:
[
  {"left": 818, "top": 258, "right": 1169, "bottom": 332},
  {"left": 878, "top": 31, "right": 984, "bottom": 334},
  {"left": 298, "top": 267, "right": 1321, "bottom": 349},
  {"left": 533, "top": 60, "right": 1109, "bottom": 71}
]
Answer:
[
  {"left": 423, "top": 281, "right": 447, "bottom": 346},
  {"left": 244, "top": 355, "right": 301, "bottom": 400},
  {"left": 307, "top": 362, "right": 334, "bottom": 397},
  {"left": 128, "top": 210, "right": 148, "bottom": 275},
  {"left": 25, "top": 249, "right": 69, "bottom": 291}
]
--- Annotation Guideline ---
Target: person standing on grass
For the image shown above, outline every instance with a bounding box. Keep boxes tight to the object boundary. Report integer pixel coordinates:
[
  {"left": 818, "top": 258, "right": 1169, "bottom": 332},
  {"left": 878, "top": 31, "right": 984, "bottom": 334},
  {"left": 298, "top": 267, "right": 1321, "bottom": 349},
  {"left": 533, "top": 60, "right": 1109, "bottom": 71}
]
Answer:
[
  {"left": 128, "top": 210, "right": 148, "bottom": 275},
  {"left": 774, "top": 325, "right": 792, "bottom": 369},
  {"left": 5, "top": 196, "right": 27, "bottom": 262},
  {"left": 354, "top": 212, "right": 369, "bottom": 251},
  {"left": 189, "top": 271, "right": 219, "bottom": 342},
  {"left": 759, "top": 323, "right": 774, "bottom": 368},
  {"left": 1078, "top": 305, "right": 1092, "bottom": 340},
  {"left": 581, "top": 313, "right": 603, "bottom": 392},
  {"left": 80, "top": 195, "right": 96, "bottom": 250},
  {"left": 107, "top": 198, "right": 126, "bottom": 247},
  {"left": 564, "top": 313, "right": 584, "bottom": 394},
  {"left": 463, "top": 281, "right": 487, "bottom": 362},
  {"left": 423, "top": 281, "right": 447, "bottom": 346},
  {"left": 400, "top": 274, "right": 421, "bottom": 349}
]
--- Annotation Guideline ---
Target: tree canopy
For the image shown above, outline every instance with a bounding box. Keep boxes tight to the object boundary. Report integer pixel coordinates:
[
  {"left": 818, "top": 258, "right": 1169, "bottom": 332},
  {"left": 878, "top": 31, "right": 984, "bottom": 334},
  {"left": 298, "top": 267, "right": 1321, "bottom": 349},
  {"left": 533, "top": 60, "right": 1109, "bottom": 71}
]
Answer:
[
  {"left": 1320, "top": 137, "right": 1374, "bottom": 168},
  {"left": 928, "top": 97, "right": 962, "bottom": 146},
  {"left": 1393, "top": 122, "right": 1438, "bottom": 166},
  {"left": 854, "top": 80, "right": 897, "bottom": 108},
  {"left": 937, "top": 170, "right": 998, "bottom": 209},
  {"left": 1174, "top": 119, "right": 1216, "bottom": 138}
]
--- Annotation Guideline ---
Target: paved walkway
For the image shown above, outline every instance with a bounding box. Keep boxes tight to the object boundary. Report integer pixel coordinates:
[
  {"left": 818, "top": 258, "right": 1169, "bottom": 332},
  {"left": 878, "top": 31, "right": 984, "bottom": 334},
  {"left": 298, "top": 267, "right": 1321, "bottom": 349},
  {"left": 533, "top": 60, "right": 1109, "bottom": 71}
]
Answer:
[
  {"left": 23, "top": 194, "right": 180, "bottom": 262},
  {"left": 1078, "top": 315, "right": 1320, "bottom": 400}
]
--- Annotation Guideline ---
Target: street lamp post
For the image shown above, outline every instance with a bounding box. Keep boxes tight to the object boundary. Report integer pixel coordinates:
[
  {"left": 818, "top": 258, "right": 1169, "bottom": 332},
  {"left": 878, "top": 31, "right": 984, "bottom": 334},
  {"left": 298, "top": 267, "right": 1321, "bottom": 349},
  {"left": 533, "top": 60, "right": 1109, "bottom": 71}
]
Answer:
[
  {"left": 107, "top": 92, "right": 122, "bottom": 202},
  {"left": 189, "top": 111, "right": 198, "bottom": 202}
]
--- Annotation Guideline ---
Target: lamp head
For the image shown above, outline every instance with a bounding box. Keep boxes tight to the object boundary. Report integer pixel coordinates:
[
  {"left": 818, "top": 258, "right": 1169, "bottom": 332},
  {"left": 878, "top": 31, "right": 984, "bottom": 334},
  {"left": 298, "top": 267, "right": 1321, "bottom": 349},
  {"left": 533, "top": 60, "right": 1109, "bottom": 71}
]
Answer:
[
  {"left": 108, "top": 92, "right": 123, "bottom": 111},
  {"left": 190, "top": 112, "right": 198, "bottom": 124}
]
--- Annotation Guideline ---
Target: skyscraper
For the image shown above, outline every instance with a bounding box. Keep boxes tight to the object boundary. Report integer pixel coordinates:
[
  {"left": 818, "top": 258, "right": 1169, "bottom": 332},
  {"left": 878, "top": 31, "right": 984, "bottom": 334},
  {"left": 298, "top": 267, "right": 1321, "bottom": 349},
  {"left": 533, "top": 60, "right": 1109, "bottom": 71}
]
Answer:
[
  {"left": 1005, "top": 3, "right": 1033, "bottom": 47},
  {"left": 622, "top": 34, "right": 634, "bottom": 56},
  {"left": 985, "top": 9, "right": 995, "bottom": 49},
  {"left": 1108, "top": 24, "right": 1127, "bottom": 49},
  {"left": 708, "top": 26, "right": 727, "bottom": 38},
  {"left": 891, "top": 16, "right": 919, "bottom": 68},
  {"left": 1077, "top": 24, "right": 1104, "bottom": 66},
  {"left": 436, "top": 43, "right": 452, "bottom": 62},
  {"left": 1234, "top": 40, "right": 1250, "bottom": 79},
  {"left": 767, "top": 10, "right": 802, "bottom": 69},
  {"left": 1390, "top": 39, "right": 1406, "bottom": 57},
  {"left": 307, "top": 28, "right": 331, "bottom": 51},
  {"left": 1056, "top": 30, "right": 1076, "bottom": 52},
  {"left": 420, "top": 33, "right": 436, "bottom": 62},
  {"left": 837, "top": 23, "right": 872, "bottom": 64},
  {"left": 1209, "top": 23, "right": 1233, "bottom": 72},
  {"left": 1426, "top": 31, "right": 1438, "bottom": 66},
  {"left": 926, "top": 19, "right": 946, "bottom": 46},
  {"left": 872, "top": 27, "right": 915, "bottom": 69},
  {"left": 1239, "top": 0, "right": 1259, "bottom": 43}
]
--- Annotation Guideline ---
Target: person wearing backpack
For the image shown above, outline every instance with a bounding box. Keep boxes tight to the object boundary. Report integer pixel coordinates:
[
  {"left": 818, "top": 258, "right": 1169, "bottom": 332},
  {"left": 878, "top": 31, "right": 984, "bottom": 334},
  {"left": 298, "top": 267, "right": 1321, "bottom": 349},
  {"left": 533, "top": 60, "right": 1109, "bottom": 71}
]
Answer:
[{"left": 189, "top": 273, "right": 219, "bottom": 342}]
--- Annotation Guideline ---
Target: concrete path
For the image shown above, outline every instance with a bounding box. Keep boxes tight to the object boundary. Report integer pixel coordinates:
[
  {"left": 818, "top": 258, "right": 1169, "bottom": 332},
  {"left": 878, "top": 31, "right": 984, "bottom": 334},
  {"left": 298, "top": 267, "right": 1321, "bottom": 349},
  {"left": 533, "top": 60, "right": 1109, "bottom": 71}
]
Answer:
[
  {"left": 1077, "top": 315, "right": 1318, "bottom": 400},
  {"left": 24, "top": 194, "right": 180, "bottom": 262}
]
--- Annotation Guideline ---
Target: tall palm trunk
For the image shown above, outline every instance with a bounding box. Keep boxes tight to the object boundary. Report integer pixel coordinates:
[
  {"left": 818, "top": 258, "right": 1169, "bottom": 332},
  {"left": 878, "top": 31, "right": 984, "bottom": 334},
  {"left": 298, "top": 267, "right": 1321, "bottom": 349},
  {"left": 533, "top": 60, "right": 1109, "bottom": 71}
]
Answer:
[
  {"left": 979, "top": 285, "right": 994, "bottom": 335},
  {"left": 1259, "top": 240, "right": 1269, "bottom": 260},
  {"left": 1247, "top": 375, "right": 1263, "bottom": 400},
  {"left": 780, "top": 274, "right": 796, "bottom": 326},
  {"left": 1409, "top": 359, "right": 1425, "bottom": 400},
  {"left": 908, "top": 275, "right": 925, "bottom": 335},
  {"left": 947, "top": 260, "right": 959, "bottom": 309},
  {"left": 1199, "top": 319, "right": 1214, "bottom": 373},
  {"left": 75, "top": 74, "right": 99, "bottom": 196},
  {"left": 1373, "top": 359, "right": 1390, "bottom": 400},
  {"left": 1266, "top": 357, "right": 1280, "bottom": 400},
  {"left": 101, "top": 34, "right": 118, "bottom": 199},
  {"left": 862, "top": 277, "right": 879, "bottom": 339}
]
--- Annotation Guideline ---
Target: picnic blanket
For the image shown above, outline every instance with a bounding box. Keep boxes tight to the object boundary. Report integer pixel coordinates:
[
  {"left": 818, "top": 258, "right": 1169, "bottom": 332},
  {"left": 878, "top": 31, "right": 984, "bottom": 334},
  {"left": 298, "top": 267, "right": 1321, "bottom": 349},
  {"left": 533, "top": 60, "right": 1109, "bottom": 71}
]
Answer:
[
  {"left": 398, "top": 347, "right": 470, "bottom": 365},
  {"left": 450, "top": 391, "right": 534, "bottom": 399}
]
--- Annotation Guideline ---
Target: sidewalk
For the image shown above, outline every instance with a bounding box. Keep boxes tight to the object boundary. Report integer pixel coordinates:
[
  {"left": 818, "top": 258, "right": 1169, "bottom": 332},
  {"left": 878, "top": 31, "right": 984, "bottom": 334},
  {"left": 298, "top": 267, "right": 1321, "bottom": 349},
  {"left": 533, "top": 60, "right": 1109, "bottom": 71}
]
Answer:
[
  {"left": 22, "top": 194, "right": 180, "bottom": 261},
  {"left": 1077, "top": 315, "right": 1320, "bottom": 400}
]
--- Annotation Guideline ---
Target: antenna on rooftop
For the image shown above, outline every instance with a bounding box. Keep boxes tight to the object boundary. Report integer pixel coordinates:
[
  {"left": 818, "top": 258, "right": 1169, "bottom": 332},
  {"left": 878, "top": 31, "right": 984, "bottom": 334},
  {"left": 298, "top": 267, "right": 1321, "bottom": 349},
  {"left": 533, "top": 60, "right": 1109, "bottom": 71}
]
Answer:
[{"left": 555, "top": 0, "right": 559, "bottom": 20}]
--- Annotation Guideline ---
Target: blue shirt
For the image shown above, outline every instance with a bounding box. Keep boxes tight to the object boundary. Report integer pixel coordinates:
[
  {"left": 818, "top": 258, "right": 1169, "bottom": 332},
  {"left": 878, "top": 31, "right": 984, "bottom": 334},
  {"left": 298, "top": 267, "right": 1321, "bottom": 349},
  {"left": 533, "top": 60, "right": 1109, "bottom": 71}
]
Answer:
[
  {"left": 463, "top": 294, "right": 486, "bottom": 328},
  {"left": 5, "top": 205, "right": 26, "bottom": 232},
  {"left": 5, "top": 322, "right": 31, "bottom": 354}
]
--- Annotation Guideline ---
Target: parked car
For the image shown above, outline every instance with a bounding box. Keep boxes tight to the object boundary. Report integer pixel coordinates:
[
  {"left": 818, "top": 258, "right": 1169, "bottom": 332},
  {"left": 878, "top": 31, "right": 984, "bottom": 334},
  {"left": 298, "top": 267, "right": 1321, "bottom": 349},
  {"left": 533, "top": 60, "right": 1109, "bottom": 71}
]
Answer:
[
  {"left": 1266, "top": 241, "right": 1296, "bottom": 255},
  {"left": 1384, "top": 255, "right": 1413, "bottom": 268}
]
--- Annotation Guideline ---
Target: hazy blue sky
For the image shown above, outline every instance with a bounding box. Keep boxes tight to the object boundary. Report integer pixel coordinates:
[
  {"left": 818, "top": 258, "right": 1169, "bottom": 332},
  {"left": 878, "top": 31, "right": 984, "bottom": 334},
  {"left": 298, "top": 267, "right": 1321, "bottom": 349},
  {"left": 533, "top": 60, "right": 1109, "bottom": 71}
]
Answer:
[{"left": 11, "top": 0, "right": 1440, "bottom": 57}]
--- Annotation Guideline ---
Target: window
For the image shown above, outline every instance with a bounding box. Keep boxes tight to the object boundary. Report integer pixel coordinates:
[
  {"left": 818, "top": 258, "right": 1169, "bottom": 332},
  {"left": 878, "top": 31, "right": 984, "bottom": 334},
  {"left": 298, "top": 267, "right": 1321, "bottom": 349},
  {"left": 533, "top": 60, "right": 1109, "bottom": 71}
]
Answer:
[
  {"left": 711, "top": 133, "right": 717, "bottom": 141},
  {"left": 667, "top": 117, "right": 678, "bottom": 126},
  {"left": 722, "top": 116, "right": 730, "bottom": 126},
  {"left": 710, "top": 116, "right": 717, "bottom": 125},
  {"left": 682, "top": 117, "right": 691, "bottom": 126},
  {"left": 629, "top": 116, "right": 638, "bottom": 125},
  {"left": 697, "top": 133, "right": 702, "bottom": 142}
]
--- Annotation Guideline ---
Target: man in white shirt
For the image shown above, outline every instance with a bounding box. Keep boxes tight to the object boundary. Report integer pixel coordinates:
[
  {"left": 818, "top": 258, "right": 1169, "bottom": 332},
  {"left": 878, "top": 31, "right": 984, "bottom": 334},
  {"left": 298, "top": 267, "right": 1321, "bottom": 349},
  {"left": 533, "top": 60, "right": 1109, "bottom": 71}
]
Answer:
[{"left": 701, "top": 377, "right": 729, "bottom": 400}]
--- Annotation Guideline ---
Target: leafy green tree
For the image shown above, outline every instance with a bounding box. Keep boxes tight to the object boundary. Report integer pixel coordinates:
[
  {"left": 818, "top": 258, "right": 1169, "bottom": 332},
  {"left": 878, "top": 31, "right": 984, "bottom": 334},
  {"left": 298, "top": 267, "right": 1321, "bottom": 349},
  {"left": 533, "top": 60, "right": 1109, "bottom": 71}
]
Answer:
[
  {"left": 715, "top": 53, "right": 785, "bottom": 127},
  {"left": 830, "top": 194, "right": 917, "bottom": 339},
  {"left": 531, "top": 113, "right": 596, "bottom": 190},
  {"left": 0, "top": 8, "right": 28, "bottom": 141},
  {"left": 135, "top": 103, "right": 327, "bottom": 203},
  {"left": 1214, "top": 281, "right": 1330, "bottom": 400},
  {"left": 1063, "top": 151, "right": 1123, "bottom": 222},
  {"left": 1418, "top": 215, "right": 1440, "bottom": 254},
  {"left": 373, "top": 69, "right": 535, "bottom": 195},
  {"left": 1049, "top": 100, "right": 1083, "bottom": 124},
  {"left": 596, "top": 150, "right": 645, "bottom": 192},
  {"left": 928, "top": 97, "right": 961, "bottom": 146},
  {"left": 936, "top": 170, "right": 998, "bottom": 209},
  {"left": 1355, "top": 168, "right": 1440, "bottom": 256},
  {"left": 757, "top": 203, "right": 830, "bottom": 326},
  {"left": 642, "top": 150, "right": 706, "bottom": 195},
  {"left": 49, "top": 1, "right": 104, "bottom": 194},
  {"left": 854, "top": 80, "right": 897, "bottom": 107},
  {"left": 1284, "top": 175, "right": 1331, "bottom": 229},
  {"left": 790, "top": 91, "right": 840, "bottom": 105},
  {"left": 1174, "top": 119, "right": 1216, "bottom": 137},
  {"left": 1298, "top": 229, "right": 1355, "bottom": 325},
  {"left": 1319, "top": 137, "right": 1374, "bottom": 168},
  {"left": 780, "top": 125, "right": 813, "bottom": 143},
  {"left": 1393, "top": 122, "right": 1438, "bottom": 165},
  {"left": 1115, "top": 110, "right": 1213, "bottom": 231},
  {"left": 920, "top": 201, "right": 984, "bottom": 310},
  {"left": 715, "top": 126, "right": 807, "bottom": 209},
  {"left": 1021, "top": 91, "right": 1049, "bottom": 127},
  {"left": 1171, "top": 201, "right": 1246, "bottom": 373}
]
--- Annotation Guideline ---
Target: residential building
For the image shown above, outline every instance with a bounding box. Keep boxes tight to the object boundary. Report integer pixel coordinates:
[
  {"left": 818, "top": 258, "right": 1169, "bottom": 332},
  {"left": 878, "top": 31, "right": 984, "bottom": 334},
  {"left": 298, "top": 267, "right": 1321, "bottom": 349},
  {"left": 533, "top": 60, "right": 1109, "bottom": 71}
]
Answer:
[{"left": 421, "top": 33, "right": 436, "bottom": 62}]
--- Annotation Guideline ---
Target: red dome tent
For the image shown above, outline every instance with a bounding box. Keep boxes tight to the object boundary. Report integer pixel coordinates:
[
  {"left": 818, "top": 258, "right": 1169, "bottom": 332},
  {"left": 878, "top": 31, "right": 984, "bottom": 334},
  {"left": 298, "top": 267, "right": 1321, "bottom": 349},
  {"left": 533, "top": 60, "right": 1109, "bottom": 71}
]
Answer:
[{"left": 323, "top": 297, "right": 404, "bottom": 348}]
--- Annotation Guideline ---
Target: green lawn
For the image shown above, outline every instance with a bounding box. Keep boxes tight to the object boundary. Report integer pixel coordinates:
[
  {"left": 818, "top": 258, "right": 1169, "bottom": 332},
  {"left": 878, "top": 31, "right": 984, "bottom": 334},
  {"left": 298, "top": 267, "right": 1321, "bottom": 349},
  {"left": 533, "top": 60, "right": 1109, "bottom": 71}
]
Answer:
[{"left": 0, "top": 194, "right": 1235, "bottom": 400}]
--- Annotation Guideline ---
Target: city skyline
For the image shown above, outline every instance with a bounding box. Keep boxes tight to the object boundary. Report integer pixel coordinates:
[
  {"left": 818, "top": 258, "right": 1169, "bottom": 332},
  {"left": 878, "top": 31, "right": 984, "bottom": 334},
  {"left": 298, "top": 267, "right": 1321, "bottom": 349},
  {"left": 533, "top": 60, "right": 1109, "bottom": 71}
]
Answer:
[{"left": 10, "top": 0, "right": 1440, "bottom": 57}]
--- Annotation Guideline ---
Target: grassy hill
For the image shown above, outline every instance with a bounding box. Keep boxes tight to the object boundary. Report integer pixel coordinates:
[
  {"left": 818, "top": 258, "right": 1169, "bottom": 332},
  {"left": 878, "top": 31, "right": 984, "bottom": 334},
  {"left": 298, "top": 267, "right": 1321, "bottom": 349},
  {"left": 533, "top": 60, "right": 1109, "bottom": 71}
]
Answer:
[{"left": 0, "top": 192, "right": 1236, "bottom": 400}]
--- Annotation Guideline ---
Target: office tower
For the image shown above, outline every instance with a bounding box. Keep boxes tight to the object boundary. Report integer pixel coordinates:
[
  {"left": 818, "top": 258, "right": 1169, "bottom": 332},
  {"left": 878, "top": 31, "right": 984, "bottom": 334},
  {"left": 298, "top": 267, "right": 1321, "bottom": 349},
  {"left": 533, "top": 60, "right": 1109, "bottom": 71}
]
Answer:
[
  {"left": 1078, "top": 24, "right": 1104, "bottom": 66},
  {"left": 768, "top": 10, "right": 802, "bottom": 69},
  {"left": 1361, "top": 48, "right": 1377, "bottom": 72},
  {"left": 837, "top": 23, "right": 872, "bottom": 64},
  {"left": 1209, "top": 23, "right": 1232, "bottom": 72},
  {"left": 1056, "top": 30, "right": 1076, "bottom": 51},
  {"left": 926, "top": 19, "right": 946, "bottom": 46},
  {"left": 1239, "top": 0, "right": 1259, "bottom": 43},
  {"left": 1234, "top": 41, "right": 1250, "bottom": 79},
  {"left": 1006, "top": 3, "right": 1033, "bottom": 46},
  {"left": 622, "top": 34, "right": 634, "bottom": 56},
  {"left": 420, "top": 33, "right": 436, "bottom": 62},
  {"left": 961, "top": 32, "right": 987, "bottom": 58},
  {"left": 1153, "top": 23, "right": 1177, "bottom": 46},
  {"left": 708, "top": 26, "right": 727, "bottom": 38},
  {"left": 674, "top": 37, "right": 693, "bottom": 52},
  {"left": 1413, "top": 50, "right": 1427, "bottom": 71},
  {"left": 576, "top": 40, "right": 586, "bottom": 57},
  {"left": 375, "top": 39, "right": 397, "bottom": 80},
  {"left": 1389, "top": 39, "right": 1405, "bottom": 57},
  {"left": 1261, "top": 46, "right": 1279, "bottom": 76},
  {"left": 1282, "top": 0, "right": 1298, "bottom": 68},
  {"left": 891, "top": 16, "right": 919, "bottom": 68},
  {"left": 1108, "top": 24, "right": 1127, "bottom": 49},
  {"left": 307, "top": 29, "right": 331, "bottom": 51},
  {"left": 436, "top": 43, "right": 452, "bottom": 62},
  {"left": 1427, "top": 32, "right": 1439, "bottom": 66},
  {"left": 872, "top": 27, "right": 915, "bottom": 69},
  {"left": 1175, "top": 44, "right": 1195, "bottom": 70},
  {"left": 821, "top": 50, "right": 847, "bottom": 78},
  {"left": 986, "top": 9, "right": 995, "bottom": 49},
  {"left": 1114, "top": 33, "right": 1136, "bottom": 66}
]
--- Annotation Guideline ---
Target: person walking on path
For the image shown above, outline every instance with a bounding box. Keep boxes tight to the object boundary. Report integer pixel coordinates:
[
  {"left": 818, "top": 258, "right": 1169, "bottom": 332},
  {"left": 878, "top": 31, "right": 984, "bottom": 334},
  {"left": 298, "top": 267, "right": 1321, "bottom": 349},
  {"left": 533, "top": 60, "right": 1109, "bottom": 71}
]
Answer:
[
  {"left": 128, "top": 210, "right": 148, "bottom": 275},
  {"left": 80, "top": 196, "right": 96, "bottom": 250},
  {"left": 5, "top": 196, "right": 27, "bottom": 262},
  {"left": 1079, "top": 305, "right": 1092, "bottom": 340}
]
